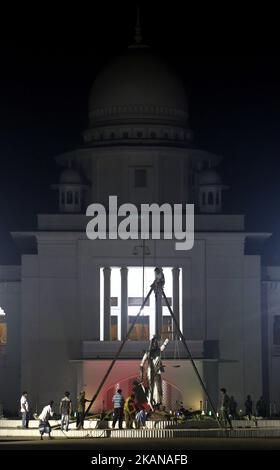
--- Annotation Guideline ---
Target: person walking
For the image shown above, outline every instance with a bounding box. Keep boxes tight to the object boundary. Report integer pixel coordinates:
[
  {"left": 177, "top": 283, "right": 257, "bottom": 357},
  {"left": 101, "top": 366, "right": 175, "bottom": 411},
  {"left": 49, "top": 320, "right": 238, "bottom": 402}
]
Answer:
[
  {"left": 245, "top": 395, "right": 253, "bottom": 420},
  {"left": 220, "top": 388, "right": 233, "bottom": 429},
  {"left": 112, "top": 389, "right": 124, "bottom": 429},
  {"left": 20, "top": 391, "right": 29, "bottom": 429},
  {"left": 60, "top": 391, "right": 72, "bottom": 431},
  {"left": 124, "top": 394, "right": 136, "bottom": 429},
  {"left": 38, "top": 400, "right": 54, "bottom": 440}
]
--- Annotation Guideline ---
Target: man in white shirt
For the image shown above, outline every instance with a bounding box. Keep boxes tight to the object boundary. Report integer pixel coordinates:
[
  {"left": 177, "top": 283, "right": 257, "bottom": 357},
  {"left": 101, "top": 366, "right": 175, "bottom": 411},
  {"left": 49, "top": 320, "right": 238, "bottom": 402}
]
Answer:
[
  {"left": 38, "top": 400, "right": 54, "bottom": 439},
  {"left": 20, "top": 391, "right": 29, "bottom": 429}
]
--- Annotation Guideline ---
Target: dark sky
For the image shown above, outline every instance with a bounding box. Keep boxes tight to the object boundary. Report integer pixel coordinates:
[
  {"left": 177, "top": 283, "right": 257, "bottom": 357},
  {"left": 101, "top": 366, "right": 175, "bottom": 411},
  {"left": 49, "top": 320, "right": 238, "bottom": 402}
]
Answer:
[{"left": 0, "top": 6, "right": 280, "bottom": 264}]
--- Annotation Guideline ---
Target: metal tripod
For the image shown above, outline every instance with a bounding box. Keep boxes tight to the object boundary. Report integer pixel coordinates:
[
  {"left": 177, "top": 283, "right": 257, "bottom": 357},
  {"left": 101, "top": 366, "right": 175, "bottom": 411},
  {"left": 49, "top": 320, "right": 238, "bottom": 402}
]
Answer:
[{"left": 85, "top": 270, "right": 222, "bottom": 430}]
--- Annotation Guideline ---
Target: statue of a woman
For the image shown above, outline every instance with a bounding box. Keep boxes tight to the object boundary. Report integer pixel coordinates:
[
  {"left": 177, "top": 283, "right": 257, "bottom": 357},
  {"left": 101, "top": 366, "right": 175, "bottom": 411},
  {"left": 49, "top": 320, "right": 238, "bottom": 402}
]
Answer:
[{"left": 140, "top": 335, "right": 169, "bottom": 409}]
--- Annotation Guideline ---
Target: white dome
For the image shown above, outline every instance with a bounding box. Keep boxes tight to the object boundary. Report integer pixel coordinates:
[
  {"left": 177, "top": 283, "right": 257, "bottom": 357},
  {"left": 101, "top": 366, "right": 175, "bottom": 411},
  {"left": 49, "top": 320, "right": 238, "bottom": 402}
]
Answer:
[
  {"left": 88, "top": 48, "right": 188, "bottom": 128},
  {"left": 60, "top": 168, "right": 81, "bottom": 184},
  {"left": 198, "top": 168, "right": 222, "bottom": 186}
]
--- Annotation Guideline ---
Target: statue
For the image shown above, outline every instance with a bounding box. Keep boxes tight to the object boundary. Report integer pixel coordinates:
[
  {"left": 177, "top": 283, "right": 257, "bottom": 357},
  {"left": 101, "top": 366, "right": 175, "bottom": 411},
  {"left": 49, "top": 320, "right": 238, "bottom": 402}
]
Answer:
[{"left": 140, "top": 335, "right": 169, "bottom": 410}]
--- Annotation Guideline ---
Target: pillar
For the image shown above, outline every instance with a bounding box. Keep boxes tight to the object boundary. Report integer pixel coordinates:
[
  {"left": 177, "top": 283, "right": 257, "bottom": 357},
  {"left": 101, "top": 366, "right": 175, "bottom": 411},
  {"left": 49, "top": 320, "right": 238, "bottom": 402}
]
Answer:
[
  {"left": 103, "top": 267, "right": 111, "bottom": 341},
  {"left": 120, "top": 267, "right": 128, "bottom": 340},
  {"left": 172, "top": 267, "right": 180, "bottom": 339}
]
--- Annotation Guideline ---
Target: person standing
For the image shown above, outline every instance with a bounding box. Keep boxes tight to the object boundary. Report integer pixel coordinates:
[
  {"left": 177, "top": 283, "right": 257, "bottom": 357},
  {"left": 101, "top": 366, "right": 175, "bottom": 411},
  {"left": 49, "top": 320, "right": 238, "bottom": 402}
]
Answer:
[
  {"left": 256, "top": 396, "right": 267, "bottom": 418},
  {"left": 245, "top": 395, "right": 253, "bottom": 420},
  {"left": 124, "top": 394, "right": 136, "bottom": 429},
  {"left": 229, "top": 395, "right": 238, "bottom": 419},
  {"left": 20, "top": 391, "right": 29, "bottom": 429},
  {"left": 112, "top": 389, "right": 124, "bottom": 429},
  {"left": 38, "top": 400, "right": 54, "bottom": 440},
  {"left": 76, "top": 391, "right": 90, "bottom": 430},
  {"left": 60, "top": 391, "right": 72, "bottom": 432},
  {"left": 220, "top": 388, "right": 233, "bottom": 429}
]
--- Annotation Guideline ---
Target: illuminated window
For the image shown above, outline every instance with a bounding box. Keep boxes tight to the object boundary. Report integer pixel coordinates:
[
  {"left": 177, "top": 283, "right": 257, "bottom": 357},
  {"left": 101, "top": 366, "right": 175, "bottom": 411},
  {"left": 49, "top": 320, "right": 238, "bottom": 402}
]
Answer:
[
  {"left": 0, "top": 322, "right": 7, "bottom": 355},
  {"left": 128, "top": 316, "right": 149, "bottom": 340},
  {"left": 110, "top": 297, "right": 118, "bottom": 307},
  {"left": 128, "top": 297, "right": 150, "bottom": 307},
  {"left": 273, "top": 316, "right": 280, "bottom": 345},
  {"left": 100, "top": 267, "right": 182, "bottom": 341},
  {"left": 162, "top": 316, "right": 173, "bottom": 341},
  {"left": 111, "top": 316, "right": 118, "bottom": 341}
]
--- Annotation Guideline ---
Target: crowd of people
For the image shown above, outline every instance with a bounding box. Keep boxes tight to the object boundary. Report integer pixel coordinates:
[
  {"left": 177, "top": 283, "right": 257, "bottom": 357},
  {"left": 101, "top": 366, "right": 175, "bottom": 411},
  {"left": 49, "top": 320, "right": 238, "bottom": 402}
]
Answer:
[
  {"left": 19, "top": 388, "right": 151, "bottom": 439},
  {"left": 19, "top": 387, "right": 272, "bottom": 438}
]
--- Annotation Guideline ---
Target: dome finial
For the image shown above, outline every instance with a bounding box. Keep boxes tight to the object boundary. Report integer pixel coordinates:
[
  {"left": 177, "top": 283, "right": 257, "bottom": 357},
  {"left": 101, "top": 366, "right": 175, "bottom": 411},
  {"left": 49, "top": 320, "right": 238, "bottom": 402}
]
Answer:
[{"left": 134, "top": 7, "right": 142, "bottom": 45}]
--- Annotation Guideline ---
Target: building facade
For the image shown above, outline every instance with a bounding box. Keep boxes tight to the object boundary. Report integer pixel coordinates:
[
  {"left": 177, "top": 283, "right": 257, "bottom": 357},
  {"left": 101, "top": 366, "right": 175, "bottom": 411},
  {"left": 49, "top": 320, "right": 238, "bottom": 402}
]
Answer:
[{"left": 0, "top": 39, "right": 278, "bottom": 416}]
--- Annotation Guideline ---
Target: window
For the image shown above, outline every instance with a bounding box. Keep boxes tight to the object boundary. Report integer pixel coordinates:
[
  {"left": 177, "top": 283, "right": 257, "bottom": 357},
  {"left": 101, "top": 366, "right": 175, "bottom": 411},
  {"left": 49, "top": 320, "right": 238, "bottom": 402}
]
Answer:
[
  {"left": 202, "top": 192, "right": 206, "bottom": 205},
  {"left": 110, "top": 297, "right": 118, "bottom": 307},
  {"left": 111, "top": 316, "right": 118, "bottom": 341},
  {"left": 61, "top": 191, "right": 65, "bottom": 204},
  {"left": 0, "top": 322, "right": 7, "bottom": 355},
  {"left": 134, "top": 168, "right": 147, "bottom": 188},
  {"left": 67, "top": 191, "right": 73, "bottom": 204},
  {"left": 137, "top": 131, "right": 143, "bottom": 138},
  {"left": 208, "top": 192, "right": 214, "bottom": 205},
  {"left": 75, "top": 192, "right": 79, "bottom": 205},
  {"left": 150, "top": 132, "right": 156, "bottom": 139},
  {"left": 128, "top": 297, "right": 150, "bottom": 307},
  {"left": 128, "top": 316, "right": 149, "bottom": 340},
  {"left": 123, "top": 132, "right": 129, "bottom": 138},
  {"left": 273, "top": 316, "right": 280, "bottom": 345},
  {"left": 216, "top": 192, "right": 220, "bottom": 205},
  {"left": 162, "top": 316, "right": 173, "bottom": 340},
  {"left": 162, "top": 297, "right": 172, "bottom": 307}
]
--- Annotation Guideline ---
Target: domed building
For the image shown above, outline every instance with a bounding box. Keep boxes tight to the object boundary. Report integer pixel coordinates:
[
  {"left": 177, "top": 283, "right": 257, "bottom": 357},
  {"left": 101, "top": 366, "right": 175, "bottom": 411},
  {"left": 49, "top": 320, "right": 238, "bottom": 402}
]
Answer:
[{"left": 0, "top": 24, "right": 277, "bottom": 420}]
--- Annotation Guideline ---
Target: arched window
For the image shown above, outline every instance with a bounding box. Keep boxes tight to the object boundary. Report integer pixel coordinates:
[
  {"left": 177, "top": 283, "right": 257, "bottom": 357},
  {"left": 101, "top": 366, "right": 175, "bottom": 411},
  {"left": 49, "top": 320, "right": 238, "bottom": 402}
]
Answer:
[
  {"left": 67, "top": 191, "right": 73, "bottom": 204},
  {"left": 208, "top": 192, "right": 214, "bottom": 205}
]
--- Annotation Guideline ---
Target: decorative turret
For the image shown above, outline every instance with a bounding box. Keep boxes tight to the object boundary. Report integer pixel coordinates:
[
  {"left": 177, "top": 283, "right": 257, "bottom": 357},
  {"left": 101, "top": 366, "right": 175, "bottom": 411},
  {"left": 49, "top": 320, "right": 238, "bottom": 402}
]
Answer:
[
  {"left": 52, "top": 163, "right": 88, "bottom": 213},
  {"left": 197, "top": 167, "right": 227, "bottom": 214}
]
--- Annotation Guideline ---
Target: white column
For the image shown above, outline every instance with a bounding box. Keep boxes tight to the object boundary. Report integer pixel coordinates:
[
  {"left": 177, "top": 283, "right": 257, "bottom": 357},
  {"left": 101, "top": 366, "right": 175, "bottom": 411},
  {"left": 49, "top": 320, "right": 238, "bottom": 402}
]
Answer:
[
  {"left": 172, "top": 267, "right": 180, "bottom": 339},
  {"left": 103, "top": 267, "right": 111, "bottom": 341},
  {"left": 120, "top": 267, "right": 128, "bottom": 340}
]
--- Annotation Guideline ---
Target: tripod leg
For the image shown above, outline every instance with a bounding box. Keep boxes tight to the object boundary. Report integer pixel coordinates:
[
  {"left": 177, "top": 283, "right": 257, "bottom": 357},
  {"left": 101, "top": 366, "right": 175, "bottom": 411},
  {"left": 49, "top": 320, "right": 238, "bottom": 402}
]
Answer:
[
  {"left": 85, "top": 286, "right": 154, "bottom": 416},
  {"left": 160, "top": 287, "right": 224, "bottom": 430}
]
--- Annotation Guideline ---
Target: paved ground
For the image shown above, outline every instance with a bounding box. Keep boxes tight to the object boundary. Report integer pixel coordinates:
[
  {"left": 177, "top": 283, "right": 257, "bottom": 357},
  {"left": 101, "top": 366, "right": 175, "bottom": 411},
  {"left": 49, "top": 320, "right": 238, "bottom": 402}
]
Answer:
[{"left": 1, "top": 436, "right": 280, "bottom": 450}]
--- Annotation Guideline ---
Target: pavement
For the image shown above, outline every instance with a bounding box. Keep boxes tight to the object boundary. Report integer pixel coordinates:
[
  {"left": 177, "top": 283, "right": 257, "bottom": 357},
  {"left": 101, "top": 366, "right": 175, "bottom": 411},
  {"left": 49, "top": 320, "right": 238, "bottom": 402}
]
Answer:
[{"left": 1, "top": 436, "right": 280, "bottom": 450}]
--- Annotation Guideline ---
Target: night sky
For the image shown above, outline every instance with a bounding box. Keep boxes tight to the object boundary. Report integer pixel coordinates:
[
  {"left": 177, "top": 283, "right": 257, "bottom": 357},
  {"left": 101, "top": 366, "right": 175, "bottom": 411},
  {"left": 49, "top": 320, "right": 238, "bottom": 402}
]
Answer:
[{"left": 0, "top": 6, "right": 279, "bottom": 264}]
